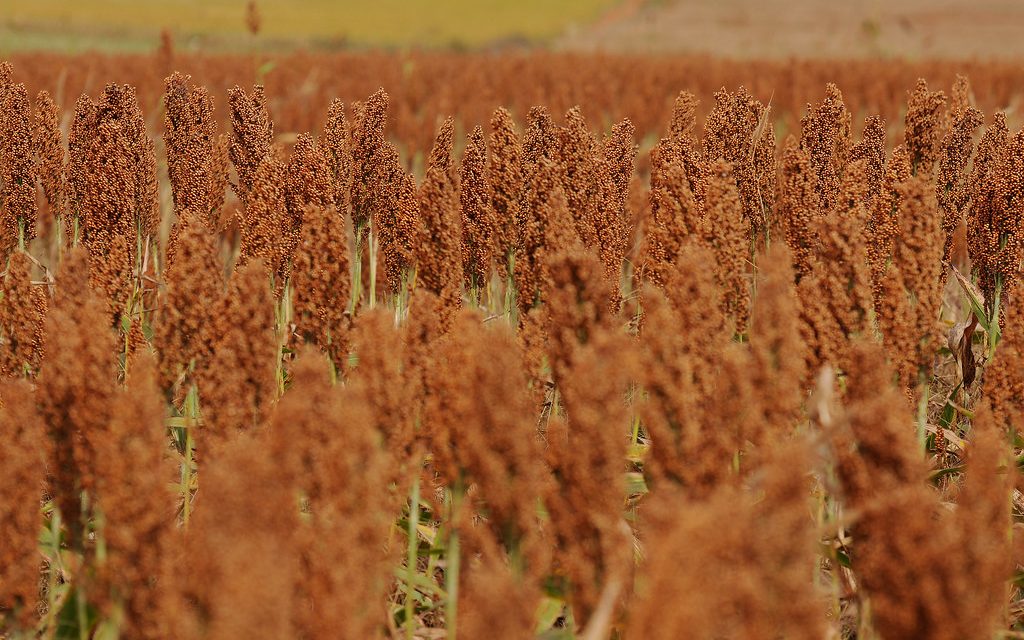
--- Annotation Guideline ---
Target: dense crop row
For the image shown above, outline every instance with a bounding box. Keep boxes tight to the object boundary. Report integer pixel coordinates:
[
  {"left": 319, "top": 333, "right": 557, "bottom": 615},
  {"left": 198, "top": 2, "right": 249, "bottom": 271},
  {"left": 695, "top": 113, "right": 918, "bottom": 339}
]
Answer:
[{"left": 1, "top": 55, "right": 1023, "bottom": 639}]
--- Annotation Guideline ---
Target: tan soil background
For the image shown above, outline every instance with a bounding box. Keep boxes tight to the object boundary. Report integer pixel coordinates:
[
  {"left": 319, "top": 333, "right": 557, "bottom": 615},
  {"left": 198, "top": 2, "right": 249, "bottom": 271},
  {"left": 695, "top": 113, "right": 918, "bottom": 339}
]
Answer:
[{"left": 559, "top": 0, "right": 1024, "bottom": 58}]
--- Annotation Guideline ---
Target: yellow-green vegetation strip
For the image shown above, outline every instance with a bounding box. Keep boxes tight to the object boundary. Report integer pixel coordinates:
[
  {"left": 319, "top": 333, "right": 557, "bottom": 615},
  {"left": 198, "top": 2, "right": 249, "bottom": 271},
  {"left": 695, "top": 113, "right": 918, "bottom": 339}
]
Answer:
[{"left": 2, "top": 0, "right": 619, "bottom": 52}]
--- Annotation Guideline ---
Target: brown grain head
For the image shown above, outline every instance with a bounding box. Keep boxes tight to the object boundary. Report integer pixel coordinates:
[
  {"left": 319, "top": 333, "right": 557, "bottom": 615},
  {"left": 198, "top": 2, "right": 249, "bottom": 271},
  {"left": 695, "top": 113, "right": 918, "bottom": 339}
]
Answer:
[
  {"left": 415, "top": 116, "right": 463, "bottom": 325},
  {"left": 749, "top": 242, "right": 809, "bottom": 430},
  {"left": 371, "top": 141, "right": 419, "bottom": 295},
  {"left": 702, "top": 159, "right": 751, "bottom": 332},
  {"left": 348, "top": 308, "right": 418, "bottom": 508},
  {"left": 163, "top": 73, "right": 228, "bottom": 229},
  {"left": 630, "top": 440, "right": 823, "bottom": 640},
  {"left": 488, "top": 106, "right": 523, "bottom": 272},
  {"left": 227, "top": 84, "right": 273, "bottom": 202},
  {"left": 321, "top": 98, "right": 353, "bottom": 216},
  {"left": 848, "top": 114, "right": 886, "bottom": 213},
  {"left": 557, "top": 106, "right": 600, "bottom": 247},
  {"left": 0, "top": 379, "right": 47, "bottom": 629},
  {"left": 177, "top": 431, "right": 299, "bottom": 639},
  {"left": 904, "top": 78, "right": 948, "bottom": 175},
  {"left": 198, "top": 259, "right": 277, "bottom": 452},
  {"left": 32, "top": 90, "right": 67, "bottom": 231},
  {"left": 349, "top": 88, "right": 389, "bottom": 232},
  {"left": 290, "top": 203, "right": 351, "bottom": 371},
  {"left": 0, "top": 250, "right": 46, "bottom": 378},
  {"left": 777, "top": 135, "right": 818, "bottom": 279},
  {"left": 798, "top": 83, "right": 851, "bottom": 213},
  {"left": 268, "top": 348, "right": 396, "bottom": 639},
  {"left": 797, "top": 159, "right": 874, "bottom": 375},
  {"left": 593, "top": 117, "right": 637, "bottom": 308},
  {"left": 156, "top": 207, "right": 224, "bottom": 397},
  {"left": 37, "top": 247, "right": 118, "bottom": 544},
  {"left": 0, "top": 80, "right": 37, "bottom": 259},
  {"left": 91, "top": 352, "right": 175, "bottom": 638},
  {"left": 459, "top": 125, "right": 496, "bottom": 290},
  {"left": 426, "top": 310, "right": 551, "bottom": 576}
]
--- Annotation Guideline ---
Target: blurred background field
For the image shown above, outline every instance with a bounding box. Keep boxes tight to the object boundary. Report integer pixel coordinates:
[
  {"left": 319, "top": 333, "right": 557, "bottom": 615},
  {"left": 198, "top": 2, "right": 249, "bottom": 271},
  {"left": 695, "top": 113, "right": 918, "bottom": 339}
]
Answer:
[
  {"left": 3, "top": 0, "right": 1024, "bottom": 57},
  {"left": 0, "top": 0, "right": 619, "bottom": 52}
]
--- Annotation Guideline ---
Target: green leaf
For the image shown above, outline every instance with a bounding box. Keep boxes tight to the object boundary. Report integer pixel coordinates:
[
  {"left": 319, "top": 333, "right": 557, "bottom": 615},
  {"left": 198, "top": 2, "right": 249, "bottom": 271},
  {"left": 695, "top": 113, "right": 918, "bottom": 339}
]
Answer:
[
  {"left": 94, "top": 619, "right": 120, "bottom": 640},
  {"left": 625, "top": 471, "right": 648, "bottom": 495},
  {"left": 257, "top": 60, "right": 277, "bottom": 79},
  {"left": 950, "top": 265, "right": 988, "bottom": 331},
  {"left": 535, "top": 596, "right": 565, "bottom": 633},
  {"left": 54, "top": 586, "right": 97, "bottom": 640}
]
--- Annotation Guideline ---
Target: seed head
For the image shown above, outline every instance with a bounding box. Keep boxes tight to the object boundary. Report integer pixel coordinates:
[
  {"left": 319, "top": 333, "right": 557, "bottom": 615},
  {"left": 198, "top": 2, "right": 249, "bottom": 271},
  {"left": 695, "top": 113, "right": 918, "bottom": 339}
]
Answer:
[
  {"left": 488, "top": 107, "right": 523, "bottom": 272},
  {"left": 0, "top": 379, "right": 47, "bottom": 629},
  {"left": 199, "top": 260, "right": 277, "bottom": 451},
  {"left": 228, "top": 84, "right": 273, "bottom": 202},
  {"left": 32, "top": 90, "right": 67, "bottom": 230},
  {"left": 0, "top": 252, "right": 46, "bottom": 378},
  {"left": 164, "top": 73, "right": 230, "bottom": 228},
  {"left": 37, "top": 248, "right": 117, "bottom": 543},
  {"left": 156, "top": 208, "right": 224, "bottom": 396},
  {"left": 349, "top": 89, "right": 389, "bottom": 233},
  {"left": 798, "top": 83, "right": 851, "bottom": 213},
  {"left": 415, "top": 117, "right": 463, "bottom": 325},
  {"left": 290, "top": 204, "right": 351, "bottom": 371},
  {"left": 460, "top": 125, "right": 496, "bottom": 291},
  {"left": 904, "top": 78, "right": 947, "bottom": 175},
  {"left": 0, "top": 80, "right": 37, "bottom": 258}
]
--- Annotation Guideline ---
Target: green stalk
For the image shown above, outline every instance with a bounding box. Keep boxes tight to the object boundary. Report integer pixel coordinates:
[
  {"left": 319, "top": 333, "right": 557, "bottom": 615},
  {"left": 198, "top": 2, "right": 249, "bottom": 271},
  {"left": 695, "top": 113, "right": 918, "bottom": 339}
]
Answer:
[
  {"left": 368, "top": 227, "right": 377, "bottom": 310},
  {"left": 916, "top": 373, "right": 930, "bottom": 452},
  {"left": 44, "top": 509, "right": 62, "bottom": 630},
  {"left": 504, "top": 252, "right": 516, "bottom": 324},
  {"left": 988, "top": 275, "right": 1003, "bottom": 359},
  {"left": 629, "top": 412, "right": 641, "bottom": 448},
  {"left": 76, "top": 583, "right": 88, "bottom": 640},
  {"left": 404, "top": 477, "right": 421, "bottom": 639},
  {"left": 446, "top": 484, "right": 463, "bottom": 640},
  {"left": 182, "top": 384, "right": 198, "bottom": 525},
  {"left": 351, "top": 229, "right": 364, "bottom": 316},
  {"left": 273, "top": 279, "right": 290, "bottom": 396}
]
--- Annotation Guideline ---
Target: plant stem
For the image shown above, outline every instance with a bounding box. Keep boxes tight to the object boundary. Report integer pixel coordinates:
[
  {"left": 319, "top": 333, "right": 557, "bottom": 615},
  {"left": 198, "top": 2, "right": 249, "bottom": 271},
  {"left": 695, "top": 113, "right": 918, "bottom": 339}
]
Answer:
[
  {"left": 76, "top": 583, "right": 88, "bottom": 640},
  {"left": 372, "top": 229, "right": 379, "bottom": 310},
  {"left": 351, "top": 231, "right": 364, "bottom": 316},
  {"left": 405, "top": 477, "right": 421, "bottom": 639},
  {"left": 446, "top": 485, "right": 463, "bottom": 640},
  {"left": 182, "top": 384, "right": 198, "bottom": 525},
  {"left": 916, "top": 374, "right": 930, "bottom": 453},
  {"left": 989, "top": 276, "right": 1003, "bottom": 358}
]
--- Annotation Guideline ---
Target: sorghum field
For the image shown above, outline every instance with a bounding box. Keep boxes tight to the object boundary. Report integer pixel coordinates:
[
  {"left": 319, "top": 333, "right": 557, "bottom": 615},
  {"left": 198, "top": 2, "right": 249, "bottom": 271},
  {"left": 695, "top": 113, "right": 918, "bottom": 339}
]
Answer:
[{"left": 6, "top": 39, "right": 1024, "bottom": 640}]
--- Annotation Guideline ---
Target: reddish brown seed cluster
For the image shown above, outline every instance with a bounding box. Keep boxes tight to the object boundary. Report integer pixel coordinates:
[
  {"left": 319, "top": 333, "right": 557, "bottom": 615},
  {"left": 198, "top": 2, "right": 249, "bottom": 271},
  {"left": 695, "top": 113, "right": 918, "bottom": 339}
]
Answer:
[
  {"left": 36, "top": 248, "right": 117, "bottom": 545},
  {"left": 3, "top": 58, "right": 1024, "bottom": 640},
  {"left": 833, "top": 344, "right": 1012, "bottom": 639},
  {"left": 703, "top": 87, "right": 776, "bottom": 238},
  {"left": 91, "top": 354, "right": 175, "bottom": 638},
  {"left": 199, "top": 260, "right": 277, "bottom": 450},
  {"left": 156, "top": 207, "right": 224, "bottom": 396},
  {"left": 488, "top": 106, "right": 523, "bottom": 272},
  {"left": 0, "top": 76, "right": 37, "bottom": 258},
  {"left": 228, "top": 84, "right": 274, "bottom": 202},
  {"left": 349, "top": 89, "right": 389, "bottom": 232},
  {"left": 32, "top": 90, "right": 67, "bottom": 233},
  {"left": 267, "top": 350, "right": 395, "bottom": 639},
  {"left": 415, "top": 117, "right": 464, "bottom": 324},
  {"left": 290, "top": 204, "right": 351, "bottom": 370},
  {"left": 0, "top": 251, "right": 46, "bottom": 377},
  {"left": 459, "top": 125, "right": 495, "bottom": 291},
  {"left": 0, "top": 379, "right": 48, "bottom": 628},
  {"left": 164, "top": 73, "right": 230, "bottom": 228}
]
